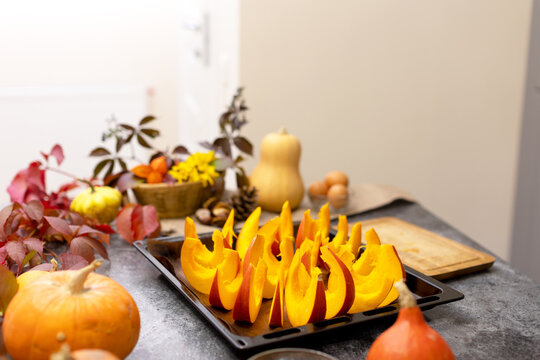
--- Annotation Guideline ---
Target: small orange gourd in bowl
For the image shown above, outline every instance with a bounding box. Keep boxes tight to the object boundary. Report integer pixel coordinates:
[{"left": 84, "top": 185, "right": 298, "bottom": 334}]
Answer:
[
  {"left": 2, "top": 260, "right": 140, "bottom": 360},
  {"left": 366, "top": 279, "right": 455, "bottom": 360}
]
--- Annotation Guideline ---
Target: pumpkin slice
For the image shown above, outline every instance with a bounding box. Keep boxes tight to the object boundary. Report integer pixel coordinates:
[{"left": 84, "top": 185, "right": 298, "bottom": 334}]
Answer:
[
  {"left": 232, "top": 260, "right": 268, "bottom": 323},
  {"left": 185, "top": 216, "right": 198, "bottom": 240},
  {"left": 268, "top": 267, "right": 286, "bottom": 327},
  {"left": 285, "top": 244, "right": 326, "bottom": 327},
  {"left": 348, "top": 270, "right": 394, "bottom": 314},
  {"left": 320, "top": 246, "right": 355, "bottom": 319},
  {"left": 327, "top": 216, "right": 356, "bottom": 267},
  {"left": 348, "top": 228, "right": 405, "bottom": 313},
  {"left": 236, "top": 207, "right": 261, "bottom": 260},
  {"left": 181, "top": 231, "right": 235, "bottom": 294},
  {"left": 262, "top": 233, "right": 294, "bottom": 299},
  {"left": 278, "top": 201, "right": 293, "bottom": 245},
  {"left": 221, "top": 209, "right": 236, "bottom": 249},
  {"left": 258, "top": 217, "right": 280, "bottom": 257},
  {"left": 317, "top": 203, "right": 331, "bottom": 245},
  {"left": 208, "top": 252, "right": 243, "bottom": 310},
  {"left": 296, "top": 209, "right": 313, "bottom": 250},
  {"left": 328, "top": 215, "right": 348, "bottom": 252},
  {"left": 377, "top": 244, "right": 406, "bottom": 307}
]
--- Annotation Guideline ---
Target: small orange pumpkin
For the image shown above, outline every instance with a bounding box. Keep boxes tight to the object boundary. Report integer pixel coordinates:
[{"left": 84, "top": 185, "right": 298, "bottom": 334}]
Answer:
[
  {"left": 2, "top": 260, "right": 140, "bottom": 360},
  {"left": 366, "top": 279, "right": 455, "bottom": 360}
]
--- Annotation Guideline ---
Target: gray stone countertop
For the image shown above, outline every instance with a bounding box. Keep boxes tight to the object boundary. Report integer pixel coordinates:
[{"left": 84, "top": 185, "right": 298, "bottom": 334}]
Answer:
[{"left": 102, "top": 201, "right": 540, "bottom": 360}]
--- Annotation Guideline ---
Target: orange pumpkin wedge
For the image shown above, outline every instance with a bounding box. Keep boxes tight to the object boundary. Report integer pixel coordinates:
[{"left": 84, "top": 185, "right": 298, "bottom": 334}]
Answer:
[
  {"left": 236, "top": 207, "right": 261, "bottom": 260},
  {"left": 284, "top": 244, "right": 326, "bottom": 327},
  {"left": 208, "top": 252, "right": 243, "bottom": 310},
  {"left": 320, "top": 246, "right": 355, "bottom": 318},
  {"left": 232, "top": 260, "right": 267, "bottom": 323},
  {"left": 348, "top": 228, "right": 405, "bottom": 313},
  {"left": 268, "top": 267, "right": 286, "bottom": 327},
  {"left": 180, "top": 231, "right": 237, "bottom": 294},
  {"left": 221, "top": 209, "right": 235, "bottom": 249}
]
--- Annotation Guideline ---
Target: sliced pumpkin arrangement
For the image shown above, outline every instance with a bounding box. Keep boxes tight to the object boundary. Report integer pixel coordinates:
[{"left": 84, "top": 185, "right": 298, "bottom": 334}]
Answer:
[{"left": 180, "top": 201, "right": 406, "bottom": 327}]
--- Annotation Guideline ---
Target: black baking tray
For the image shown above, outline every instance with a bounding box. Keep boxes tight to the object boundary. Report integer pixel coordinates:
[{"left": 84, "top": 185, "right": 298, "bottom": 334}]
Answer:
[{"left": 133, "top": 233, "right": 464, "bottom": 351}]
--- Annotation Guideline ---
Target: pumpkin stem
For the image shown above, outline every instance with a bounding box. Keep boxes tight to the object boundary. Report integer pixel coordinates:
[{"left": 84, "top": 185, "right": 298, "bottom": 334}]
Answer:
[
  {"left": 395, "top": 278, "right": 417, "bottom": 308},
  {"left": 51, "top": 259, "right": 58, "bottom": 272},
  {"left": 67, "top": 260, "right": 103, "bottom": 294},
  {"left": 278, "top": 127, "right": 287, "bottom": 135},
  {"left": 79, "top": 179, "right": 96, "bottom": 193}
]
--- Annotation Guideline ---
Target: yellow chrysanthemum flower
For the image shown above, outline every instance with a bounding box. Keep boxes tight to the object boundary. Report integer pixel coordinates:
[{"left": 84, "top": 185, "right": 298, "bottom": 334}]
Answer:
[{"left": 168, "top": 151, "right": 220, "bottom": 187}]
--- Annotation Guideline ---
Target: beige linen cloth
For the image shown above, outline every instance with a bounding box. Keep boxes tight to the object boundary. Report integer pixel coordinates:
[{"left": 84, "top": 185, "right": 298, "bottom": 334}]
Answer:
[{"left": 160, "top": 184, "right": 415, "bottom": 237}]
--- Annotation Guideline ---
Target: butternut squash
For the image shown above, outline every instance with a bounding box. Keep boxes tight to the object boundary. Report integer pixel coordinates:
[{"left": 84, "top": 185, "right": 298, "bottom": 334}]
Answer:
[{"left": 249, "top": 127, "right": 304, "bottom": 212}]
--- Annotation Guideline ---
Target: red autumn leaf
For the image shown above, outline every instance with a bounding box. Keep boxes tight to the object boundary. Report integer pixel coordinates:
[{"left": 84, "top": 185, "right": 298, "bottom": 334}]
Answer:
[
  {"left": 60, "top": 253, "right": 89, "bottom": 270},
  {"left": 93, "top": 223, "right": 115, "bottom": 235},
  {"left": 70, "top": 237, "right": 95, "bottom": 262},
  {"left": 44, "top": 216, "right": 74, "bottom": 241},
  {"left": 131, "top": 205, "right": 146, "bottom": 240},
  {"left": 24, "top": 200, "right": 44, "bottom": 222},
  {"left": 23, "top": 237, "right": 43, "bottom": 256},
  {"left": 6, "top": 241, "right": 25, "bottom": 271},
  {"left": 0, "top": 246, "right": 7, "bottom": 265},
  {"left": 57, "top": 180, "right": 80, "bottom": 194},
  {"left": 116, "top": 172, "right": 135, "bottom": 193},
  {"left": 0, "top": 265, "right": 18, "bottom": 314},
  {"left": 31, "top": 262, "right": 54, "bottom": 271},
  {"left": 0, "top": 204, "right": 14, "bottom": 237},
  {"left": 71, "top": 224, "right": 110, "bottom": 246},
  {"left": 131, "top": 205, "right": 160, "bottom": 241},
  {"left": 78, "top": 236, "right": 109, "bottom": 260},
  {"left": 116, "top": 205, "right": 135, "bottom": 243},
  {"left": 115, "top": 204, "right": 159, "bottom": 244},
  {"left": 142, "top": 205, "right": 160, "bottom": 238},
  {"left": 7, "top": 161, "right": 46, "bottom": 204},
  {"left": 50, "top": 144, "right": 65, "bottom": 165},
  {"left": 75, "top": 224, "right": 105, "bottom": 237},
  {"left": 7, "top": 171, "right": 29, "bottom": 204}
]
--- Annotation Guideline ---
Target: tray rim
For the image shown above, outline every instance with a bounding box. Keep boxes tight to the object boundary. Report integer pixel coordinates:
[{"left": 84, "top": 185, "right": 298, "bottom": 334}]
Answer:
[{"left": 133, "top": 237, "right": 464, "bottom": 351}]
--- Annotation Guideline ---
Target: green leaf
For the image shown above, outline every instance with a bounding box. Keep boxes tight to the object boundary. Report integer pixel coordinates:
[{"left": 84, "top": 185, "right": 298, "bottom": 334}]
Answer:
[
  {"left": 214, "top": 157, "right": 233, "bottom": 172},
  {"left": 139, "top": 115, "right": 156, "bottom": 125},
  {"left": 21, "top": 250, "right": 37, "bottom": 268},
  {"left": 89, "top": 147, "right": 111, "bottom": 157},
  {"left": 0, "top": 265, "right": 18, "bottom": 315},
  {"left": 140, "top": 128, "right": 160, "bottom": 138},
  {"left": 137, "top": 134, "right": 152, "bottom": 149}
]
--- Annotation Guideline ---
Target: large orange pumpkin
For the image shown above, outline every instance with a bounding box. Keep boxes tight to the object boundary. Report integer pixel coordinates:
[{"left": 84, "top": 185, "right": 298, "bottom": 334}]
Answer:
[{"left": 2, "top": 260, "right": 140, "bottom": 360}]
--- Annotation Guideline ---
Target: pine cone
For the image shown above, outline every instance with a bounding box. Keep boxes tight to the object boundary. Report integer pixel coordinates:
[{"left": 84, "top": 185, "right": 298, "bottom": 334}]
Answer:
[{"left": 230, "top": 186, "right": 258, "bottom": 221}]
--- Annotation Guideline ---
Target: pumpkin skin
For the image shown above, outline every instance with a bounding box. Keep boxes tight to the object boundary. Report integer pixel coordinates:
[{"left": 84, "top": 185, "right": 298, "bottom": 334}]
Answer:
[
  {"left": 366, "top": 279, "right": 455, "bottom": 360},
  {"left": 249, "top": 128, "right": 304, "bottom": 212},
  {"left": 2, "top": 261, "right": 140, "bottom": 360},
  {"left": 70, "top": 186, "right": 122, "bottom": 224}
]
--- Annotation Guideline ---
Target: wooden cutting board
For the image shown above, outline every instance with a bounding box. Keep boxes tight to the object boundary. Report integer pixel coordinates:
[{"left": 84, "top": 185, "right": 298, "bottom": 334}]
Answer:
[{"left": 335, "top": 217, "right": 495, "bottom": 280}]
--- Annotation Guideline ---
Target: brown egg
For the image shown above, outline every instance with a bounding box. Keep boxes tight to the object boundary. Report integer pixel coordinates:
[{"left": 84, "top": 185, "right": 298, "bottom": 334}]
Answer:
[
  {"left": 327, "top": 184, "right": 348, "bottom": 209},
  {"left": 308, "top": 180, "right": 328, "bottom": 197},
  {"left": 324, "top": 171, "right": 349, "bottom": 188}
]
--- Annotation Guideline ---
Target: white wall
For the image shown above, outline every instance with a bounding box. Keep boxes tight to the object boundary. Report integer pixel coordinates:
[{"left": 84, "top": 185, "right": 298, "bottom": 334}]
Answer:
[
  {"left": 0, "top": 0, "right": 180, "bottom": 202},
  {"left": 240, "top": 0, "right": 533, "bottom": 260}
]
